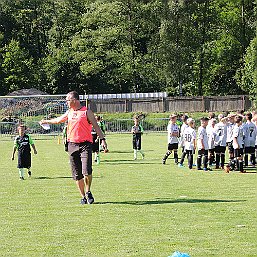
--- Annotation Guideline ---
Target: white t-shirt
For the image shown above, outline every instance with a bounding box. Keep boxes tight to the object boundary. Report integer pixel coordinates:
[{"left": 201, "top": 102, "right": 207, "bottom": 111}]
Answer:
[
  {"left": 244, "top": 121, "right": 257, "bottom": 147},
  {"left": 183, "top": 126, "right": 196, "bottom": 151},
  {"left": 226, "top": 122, "right": 235, "bottom": 143},
  {"left": 197, "top": 126, "right": 209, "bottom": 150},
  {"left": 233, "top": 125, "right": 244, "bottom": 149},
  {"left": 206, "top": 125, "right": 216, "bottom": 149},
  {"left": 214, "top": 122, "right": 227, "bottom": 147},
  {"left": 167, "top": 123, "right": 179, "bottom": 144}
]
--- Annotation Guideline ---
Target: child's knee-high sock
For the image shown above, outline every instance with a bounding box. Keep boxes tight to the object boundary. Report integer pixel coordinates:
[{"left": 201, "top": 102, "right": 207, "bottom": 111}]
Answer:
[
  {"left": 134, "top": 149, "right": 137, "bottom": 160},
  {"left": 163, "top": 151, "right": 171, "bottom": 161},
  {"left": 180, "top": 152, "right": 186, "bottom": 165},
  {"left": 250, "top": 153, "right": 255, "bottom": 165},
  {"left": 216, "top": 154, "right": 220, "bottom": 168},
  {"left": 220, "top": 153, "right": 225, "bottom": 168},
  {"left": 197, "top": 155, "right": 202, "bottom": 169},
  {"left": 244, "top": 154, "right": 248, "bottom": 167},
  {"left": 174, "top": 151, "right": 178, "bottom": 164},
  {"left": 19, "top": 168, "right": 24, "bottom": 178},
  {"left": 239, "top": 160, "right": 244, "bottom": 172},
  {"left": 188, "top": 153, "right": 193, "bottom": 169}
]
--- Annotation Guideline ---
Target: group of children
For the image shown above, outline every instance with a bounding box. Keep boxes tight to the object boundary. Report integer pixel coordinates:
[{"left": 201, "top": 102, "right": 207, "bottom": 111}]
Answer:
[
  {"left": 162, "top": 112, "right": 257, "bottom": 172},
  {"left": 11, "top": 111, "right": 257, "bottom": 180}
]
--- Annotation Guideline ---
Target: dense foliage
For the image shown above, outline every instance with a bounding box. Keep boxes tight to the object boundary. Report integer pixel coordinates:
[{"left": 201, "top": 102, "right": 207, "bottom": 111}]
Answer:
[{"left": 0, "top": 0, "right": 256, "bottom": 98}]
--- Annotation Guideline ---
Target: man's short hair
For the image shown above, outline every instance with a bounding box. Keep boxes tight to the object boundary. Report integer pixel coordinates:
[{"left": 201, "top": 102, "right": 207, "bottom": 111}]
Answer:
[{"left": 68, "top": 91, "right": 79, "bottom": 100}]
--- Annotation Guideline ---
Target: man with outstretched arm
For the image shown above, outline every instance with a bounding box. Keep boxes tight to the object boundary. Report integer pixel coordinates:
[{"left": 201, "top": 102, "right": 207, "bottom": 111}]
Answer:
[{"left": 40, "top": 91, "right": 107, "bottom": 205}]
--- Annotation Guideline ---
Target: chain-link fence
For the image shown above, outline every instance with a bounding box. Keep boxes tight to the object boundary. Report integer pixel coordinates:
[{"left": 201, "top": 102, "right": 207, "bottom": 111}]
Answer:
[{"left": 0, "top": 95, "right": 169, "bottom": 140}]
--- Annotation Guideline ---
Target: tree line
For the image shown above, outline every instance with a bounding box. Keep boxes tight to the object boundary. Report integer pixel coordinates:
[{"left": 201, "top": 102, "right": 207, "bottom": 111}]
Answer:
[{"left": 0, "top": 0, "right": 257, "bottom": 100}]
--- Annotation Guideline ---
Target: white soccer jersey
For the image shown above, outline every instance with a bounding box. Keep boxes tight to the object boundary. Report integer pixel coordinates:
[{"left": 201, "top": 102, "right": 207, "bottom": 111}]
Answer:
[
  {"left": 244, "top": 121, "right": 257, "bottom": 147},
  {"left": 255, "top": 124, "right": 257, "bottom": 146},
  {"left": 180, "top": 123, "right": 188, "bottom": 147},
  {"left": 197, "top": 126, "right": 208, "bottom": 150},
  {"left": 226, "top": 122, "right": 235, "bottom": 143},
  {"left": 183, "top": 126, "right": 196, "bottom": 151},
  {"left": 233, "top": 125, "right": 244, "bottom": 149},
  {"left": 167, "top": 123, "right": 179, "bottom": 144},
  {"left": 206, "top": 126, "right": 215, "bottom": 149},
  {"left": 214, "top": 122, "right": 227, "bottom": 147}
]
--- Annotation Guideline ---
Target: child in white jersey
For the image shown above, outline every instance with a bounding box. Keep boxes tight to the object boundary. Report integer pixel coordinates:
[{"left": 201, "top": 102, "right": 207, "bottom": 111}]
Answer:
[
  {"left": 206, "top": 118, "right": 216, "bottom": 166},
  {"left": 226, "top": 114, "right": 236, "bottom": 170},
  {"left": 197, "top": 117, "right": 210, "bottom": 171},
  {"left": 233, "top": 115, "right": 245, "bottom": 173},
  {"left": 214, "top": 114, "right": 227, "bottom": 169},
  {"left": 244, "top": 112, "right": 256, "bottom": 166},
  {"left": 162, "top": 114, "right": 180, "bottom": 164},
  {"left": 179, "top": 118, "right": 196, "bottom": 169}
]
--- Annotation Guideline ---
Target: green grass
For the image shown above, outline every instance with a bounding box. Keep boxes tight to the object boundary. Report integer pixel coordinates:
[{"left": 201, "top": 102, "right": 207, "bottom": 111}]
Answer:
[{"left": 0, "top": 133, "right": 256, "bottom": 257}]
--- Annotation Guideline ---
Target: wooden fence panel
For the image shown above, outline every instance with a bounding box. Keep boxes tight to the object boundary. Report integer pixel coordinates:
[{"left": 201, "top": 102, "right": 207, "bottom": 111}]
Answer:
[{"left": 88, "top": 95, "right": 253, "bottom": 113}]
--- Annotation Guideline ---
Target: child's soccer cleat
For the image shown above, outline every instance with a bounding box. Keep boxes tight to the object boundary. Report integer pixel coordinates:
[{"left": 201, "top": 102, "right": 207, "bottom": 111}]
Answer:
[
  {"left": 162, "top": 159, "right": 166, "bottom": 164},
  {"left": 86, "top": 191, "right": 94, "bottom": 204},
  {"left": 19, "top": 177, "right": 25, "bottom": 180},
  {"left": 178, "top": 163, "right": 184, "bottom": 168},
  {"left": 28, "top": 171, "right": 31, "bottom": 177},
  {"left": 80, "top": 197, "right": 87, "bottom": 205}
]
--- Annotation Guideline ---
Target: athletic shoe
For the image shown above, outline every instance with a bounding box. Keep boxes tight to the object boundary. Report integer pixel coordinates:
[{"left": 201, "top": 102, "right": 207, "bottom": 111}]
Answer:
[
  {"left": 197, "top": 168, "right": 203, "bottom": 170},
  {"left": 19, "top": 177, "right": 25, "bottom": 180},
  {"left": 178, "top": 163, "right": 184, "bottom": 168},
  {"left": 162, "top": 159, "right": 166, "bottom": 164},
  {"left": 80, "top": 197, "right": 87, "bottom": 205},
  {"left": 203, "top": 168, "right": 212, "bottom": 172},
  {"left": 28, "top": 171, "right": 31, "bottom": 177},
  {"left": 86, "top": 191, "right": 94, "bottom": 204}
]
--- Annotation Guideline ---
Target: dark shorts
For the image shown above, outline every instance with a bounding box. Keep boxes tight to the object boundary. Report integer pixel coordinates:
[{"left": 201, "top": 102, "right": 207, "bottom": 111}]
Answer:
[
  {"left": 168, "top": 143, "right": 178, "bottom": 151},
  {"left": 18, "top": 151, "right": 31, "bottom": 169},
  {"left": 234, "top": 148, "right": 244, "bottom": 158},
  {"left": 198, "top": 149, "right": 208, "bottom": 156},
  {"left": 226, "top": 142, "right": 234, "bottom": 154},
  {"left": 68, "top": 141, "right": 92, "bottom": 180},
  {"left": 133, "top": 134, "right": 142, "bottom": 150},
  {"left": 244, "top": 146, "right": 255, "bottom": 154},
  {"left": 215, "top": 145, "right": 226, "bottom": 154}
]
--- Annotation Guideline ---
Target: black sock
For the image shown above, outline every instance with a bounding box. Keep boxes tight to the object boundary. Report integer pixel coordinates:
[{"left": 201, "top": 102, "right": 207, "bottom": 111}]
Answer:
[
  {"left": 163, "top": 151, "right": 171, "bottom": 160},
  {"left": 216, "top": 154, "right": 220, "bottom": 168},
  {"left": 244, "top": 154, "right": 248, "bottom": 167}
]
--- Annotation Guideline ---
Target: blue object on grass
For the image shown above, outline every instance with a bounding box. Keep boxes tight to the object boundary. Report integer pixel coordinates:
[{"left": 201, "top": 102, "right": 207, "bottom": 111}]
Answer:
[{"left": 169, "top": 251, "right": 191, "bottom": 257}]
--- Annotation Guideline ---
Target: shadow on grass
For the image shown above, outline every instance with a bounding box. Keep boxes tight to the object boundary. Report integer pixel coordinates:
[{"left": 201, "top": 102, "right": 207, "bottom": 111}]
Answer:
[
  {"left": 33, "top": 176, "right": 71, "bottom": 180},
  {"left": 33, "top": 176, "right": 103, "bottom": 179},
  {"left": 96, "top": 198, "right": 246, "bottom": 205}
]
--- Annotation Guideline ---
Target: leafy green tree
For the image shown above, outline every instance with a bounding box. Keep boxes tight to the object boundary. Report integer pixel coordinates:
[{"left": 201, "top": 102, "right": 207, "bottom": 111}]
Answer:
[{"left": 1, "top": 40, "right": 35, "bottom": 94}]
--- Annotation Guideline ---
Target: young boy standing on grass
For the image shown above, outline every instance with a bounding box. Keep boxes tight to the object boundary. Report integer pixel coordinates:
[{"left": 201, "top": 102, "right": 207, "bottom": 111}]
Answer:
[
  {"left": 197, "top": 117, "right": 210, "bottom": 171},
  {"left": 131, "top": 117, "right": 145, "bottom": 160},
  {"left": 162, "top": 114, "right": 180, "bottom": 165},
  {"left": 178, "top": 118, "right": 196, "bottom": 169},
  {"left": 11, "top": 124, "right": 37, "bottom": 180},
  {"left": 233, "top": 115, "right": 245, "bottom": 173}
]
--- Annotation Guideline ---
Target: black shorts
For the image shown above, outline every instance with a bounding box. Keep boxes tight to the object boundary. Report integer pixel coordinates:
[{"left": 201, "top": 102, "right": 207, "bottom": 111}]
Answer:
[
  {"left": 168, "top": 143, "right": 178, "bottom": 151},
  {"left": 17, "top": 151, "right": 31, "bottom": 169},
  {"left": 234, "top": 148, "right": 244, "bottom": 158},
  {"left": 198, "top": 149, "right": 208, "bottom": 156},
  {"left": 244, "top": 146, "right": 255, "bottom": 154},
  {"left": 133, "top": 136, "right": 142, "bottom": 150},
  {"left": 226, "top": 142, "right": 234, "bottom": 154},
  {"left": 215, "top": 145, "right": 226, "bottom": 154},
  {"left": 68, "top": 141, "right": 92, "bottom": 180}
]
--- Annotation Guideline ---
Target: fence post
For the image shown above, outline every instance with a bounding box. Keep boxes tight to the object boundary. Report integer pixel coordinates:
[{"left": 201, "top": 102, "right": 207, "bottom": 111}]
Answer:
[{"left": 242, "top": 95, "right": 245, "bottom": 111}]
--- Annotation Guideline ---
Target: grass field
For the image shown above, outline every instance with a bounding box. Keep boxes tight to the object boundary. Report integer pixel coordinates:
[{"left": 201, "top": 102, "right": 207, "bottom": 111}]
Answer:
[{"left": 0, "top": 133, "right": 256, "bottom": 257}]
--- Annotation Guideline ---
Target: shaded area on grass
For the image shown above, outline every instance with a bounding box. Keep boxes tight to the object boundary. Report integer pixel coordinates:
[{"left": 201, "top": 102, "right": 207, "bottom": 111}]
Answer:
[{"left": 96, "top": 198, "right": 246, "bottom": 205}]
